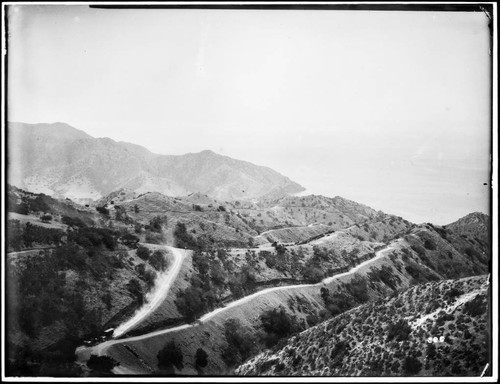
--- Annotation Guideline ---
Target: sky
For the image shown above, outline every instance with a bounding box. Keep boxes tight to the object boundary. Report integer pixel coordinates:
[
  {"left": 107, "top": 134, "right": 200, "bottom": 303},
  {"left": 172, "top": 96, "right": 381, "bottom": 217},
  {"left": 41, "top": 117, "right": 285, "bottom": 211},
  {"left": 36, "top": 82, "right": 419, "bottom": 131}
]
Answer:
[{"left": 7, "top": 4, "right": 492, "bottom": 225}]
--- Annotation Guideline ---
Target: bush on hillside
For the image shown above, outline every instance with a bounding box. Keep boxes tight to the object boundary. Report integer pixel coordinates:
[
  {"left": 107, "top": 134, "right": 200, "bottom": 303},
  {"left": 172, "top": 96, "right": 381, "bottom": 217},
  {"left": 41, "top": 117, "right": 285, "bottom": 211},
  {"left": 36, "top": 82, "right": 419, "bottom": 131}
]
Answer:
[
  {"left": 157, "top": 340, "right": 184, "bottom": 372},
  {"left": 149, "top": 249, "right": 169, "bottom": 271},
  {"left": 195, "top": 348, "right": 208, "bottom": 368},
  {"left": 175, "top": 284, "right": 206, "bottom": 322},
  {"left": 424, "top": 238, "right": 437, "bottom": 250},
  {"left": 127, "top": 278, "right": 144, "bottom": 305},
  {"left": 386, "top": 319, "right": 412, "bottom": 342},
  {"left": 40, "top": 214, "right": 52, "bottom": 222},
  {"left": 96, "top": 206, "right": 109, "bottom": 215},
  {"left": 68, "top": 227, "right": 117, "bottom": 252},
  {"left": 321, "top": 288, "right": 355, "bottom": 317},
  {"left": 463, "top": 295, "right": 486, "bottom": 317},
  {"left": 136, "top": 245, "right": 152, "bottom": 261},
  {"left": 121, "top": 233, "right": 139, "bottom": 248},
  {"left": 402, "top": 355, "right": 422, "bottom": 375},
  {"left": 19, "top": 222, "right": 65, "bottom": 248},
  {"left": 145, "top": 215, "right": 167, "bottom": 233},
  {"left": 61, "top": 215, "right": 87, "bottom": 227},
  {"left": 411, "top": 244, "right": 427, "bottom": 259},
  {"left": 221, "top": 319, "right": 258, "bottom": 367},
  {"left": 344, "top": 276, "right": 369, "bottom": 303},
  {"left": 174, "top": 222, "right": 201, "bottom": 250},
  {"left": 260, "top": 306, "right": 302, "bottom": 348}
]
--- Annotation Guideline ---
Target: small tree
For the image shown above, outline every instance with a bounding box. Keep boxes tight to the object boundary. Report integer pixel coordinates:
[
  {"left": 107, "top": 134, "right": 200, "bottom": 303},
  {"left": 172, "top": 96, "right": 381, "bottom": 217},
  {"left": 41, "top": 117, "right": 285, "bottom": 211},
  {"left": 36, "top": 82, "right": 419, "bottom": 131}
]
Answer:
[
  {"left": 195, "top": 348, "right": 208, "bottom": 368},
  {"left": 121, "top": 233, "right": 139, "bottom": 248},
  {"left": 137, "top": 245, "right": 152, "bottom": 261},
  {"left": 402, "top": 355, "right": 422, "bottom": 375},
  {"left": 150, "top": 249, "right": 169, "bottom": 271},
  {"left": 40, "top": 214, "right": 52, "bottom": 223},
  {"left": 260, "top": 306, "right": 301, "bottom": 347},
  {"left": 157, "top": 340, "right": 184, "bottom": 373}
]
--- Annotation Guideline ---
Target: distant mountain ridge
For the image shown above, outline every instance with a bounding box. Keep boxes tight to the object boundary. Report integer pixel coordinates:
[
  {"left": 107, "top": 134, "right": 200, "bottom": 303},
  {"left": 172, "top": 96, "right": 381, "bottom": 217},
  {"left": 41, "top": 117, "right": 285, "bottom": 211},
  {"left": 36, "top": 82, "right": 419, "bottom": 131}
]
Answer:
[{"left": 7, "top": 122, "right": 305, "bottom": 202}]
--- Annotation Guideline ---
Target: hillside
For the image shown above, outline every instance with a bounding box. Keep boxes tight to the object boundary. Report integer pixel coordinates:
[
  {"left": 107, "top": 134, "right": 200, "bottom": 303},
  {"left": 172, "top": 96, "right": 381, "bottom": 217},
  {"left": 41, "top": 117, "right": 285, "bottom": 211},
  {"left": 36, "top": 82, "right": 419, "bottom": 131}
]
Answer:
[
  {"left": 5, "top": 187, "right": 177, "bottom": 376},
  {"left": 445, "top": 212, "right": 490, "bottom": 248},
  {"left": 5, "top": 187, "right": 492, "bottom": 377},
  {"left": 7, "top": 122, "right": 304, "bottom": 202},
  {"left": 236, "top": 275, "right": 490, "bottom": 377},
  {"left": 79, "top": 219, "right": 490, "bottom": 376}
]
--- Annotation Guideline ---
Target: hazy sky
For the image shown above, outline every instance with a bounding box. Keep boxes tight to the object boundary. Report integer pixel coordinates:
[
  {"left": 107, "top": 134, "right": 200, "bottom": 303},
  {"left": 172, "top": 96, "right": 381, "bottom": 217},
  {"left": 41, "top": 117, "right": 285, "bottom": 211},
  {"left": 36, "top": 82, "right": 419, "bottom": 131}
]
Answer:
[{"left": 7, "top": 5, "right": 492, "bottom": 225}]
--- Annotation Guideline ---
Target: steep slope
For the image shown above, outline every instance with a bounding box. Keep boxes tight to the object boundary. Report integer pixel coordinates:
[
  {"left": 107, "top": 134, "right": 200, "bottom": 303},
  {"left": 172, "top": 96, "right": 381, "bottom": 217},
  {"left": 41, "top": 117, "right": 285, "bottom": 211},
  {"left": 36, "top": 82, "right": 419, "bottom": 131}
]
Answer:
[
  {"left": 236, "top": 275, "right": 490, "bottom": 377},
  {"left": 7, "top": 122, "right": 305, "bottom": 202},
  {"left": 79, "top": 220, "right": 490, "bottom": 375},
  {"left": 445, "top": 212, "right": 490, "bottom": 247}
]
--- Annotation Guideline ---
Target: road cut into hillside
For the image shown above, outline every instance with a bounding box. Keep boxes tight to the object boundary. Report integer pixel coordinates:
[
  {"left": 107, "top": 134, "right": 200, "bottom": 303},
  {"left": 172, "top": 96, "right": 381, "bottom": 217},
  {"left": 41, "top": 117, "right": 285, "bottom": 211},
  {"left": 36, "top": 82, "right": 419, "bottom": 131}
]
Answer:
[
  {"left": 75, "top": 241, "right": 398, "bottom": 374},
  {"left": 112, "top": 245, "right": 186, "bottom": 338}
]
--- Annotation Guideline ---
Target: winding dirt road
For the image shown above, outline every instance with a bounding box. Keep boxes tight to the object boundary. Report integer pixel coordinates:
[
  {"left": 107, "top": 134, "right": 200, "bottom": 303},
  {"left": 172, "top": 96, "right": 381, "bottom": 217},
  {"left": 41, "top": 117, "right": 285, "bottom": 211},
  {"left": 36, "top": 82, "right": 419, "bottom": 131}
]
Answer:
[
  {"left": 76, "top": 242, "right": 397, "bottom": 368},
  {"left": 113, "top": 245, "right": 185, "bottom": 338}
]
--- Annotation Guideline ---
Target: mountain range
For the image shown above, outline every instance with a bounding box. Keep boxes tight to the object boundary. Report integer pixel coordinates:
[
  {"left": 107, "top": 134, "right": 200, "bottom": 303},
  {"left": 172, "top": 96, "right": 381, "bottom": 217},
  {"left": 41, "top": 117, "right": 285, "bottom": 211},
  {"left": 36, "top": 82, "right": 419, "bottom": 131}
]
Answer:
[{"left": 7, "top": 122, "right": 305, "bottom": 202}]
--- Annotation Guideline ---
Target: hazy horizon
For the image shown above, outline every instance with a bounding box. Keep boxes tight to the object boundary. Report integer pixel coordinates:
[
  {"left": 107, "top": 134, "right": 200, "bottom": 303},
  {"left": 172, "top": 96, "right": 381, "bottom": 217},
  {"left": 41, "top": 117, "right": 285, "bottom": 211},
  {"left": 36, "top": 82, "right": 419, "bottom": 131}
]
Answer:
[{"left": 7, "top": 5, "right": 492, "bottom": 225}]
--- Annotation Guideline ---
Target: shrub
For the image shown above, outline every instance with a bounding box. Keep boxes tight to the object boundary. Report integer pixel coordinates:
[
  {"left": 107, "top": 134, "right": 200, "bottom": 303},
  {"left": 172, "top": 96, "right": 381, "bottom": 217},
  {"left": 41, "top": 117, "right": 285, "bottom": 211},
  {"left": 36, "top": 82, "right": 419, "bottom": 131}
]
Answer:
[
  {"left": 26, "top": 196, "right": 51, "bottom": 213},
  {"left": 330, "top": 340, "right": 350, "bottom": 366},
  {"left": 464, "top": 247, "right": 480, "bottom": 259},
  {"left": 463, "top": 295, "right": 486, "bottom": 317},
  {"left": 96, "top": 206, "right": 109, "bottom": 215},
  {"left": 410, "top": 244, "right": 425, "bottom": 257},
  {"left": 174, "top": 222, "right": 201, "bottom": 250},
  {"left": 402, "top": 355, "right": 422, "bottom": 375},
  {"left": 10, "top": 203, "right": 30, "bottom": 215},
  {"left": 61, "top": 215, "right": 87, "bottom": 228},
  {"left": 150, "top": 250, "right": 169, "bottom": 271},
  {"left": 344, "top": 276, "right": 369, "bottom": 303},
  {"left": 306, "top": 314, "right": 319, "bottom": 327},
  {"left": 175, "top": 285, "right": 206, "bottom": 321},
  {"left": 195, "top": 348, "right": 208, "bottom": 368},
  {"left": 157, "top": 340, "right": 184, "bottom": 372},
  {"left": 145, "top": 230, "right": 166, "bottom": 244},
  {"left": 444, "top": 287, "right": 464, "bottom": 302},
  {"left": 21, "top": 222, "right": 65, "bottom": 248},
  {"left": 127, "top": 278, "right": 144, "bottom": 305},
  {"left": 136, "top": 245, "right": 151, "bottom": 261},
  {"left": 121, "top": 233, "right": 139, "bottom": 248},
  {"left": 260, "top": 306, "right": 301, "bottom": 347},
  {"left": 68, "top": 227, "right": 117, "bottom": 251},
  {"left": 87, "top": 355, "right": 117, "bottom": 373},
  {"left": 221, "top": 318, "right": 257, "bottom": 367},
  {"left": 142, "top": 269, "right": 156, "bottom": 291},
  {"left": 386, "top": 319, "right": 412, "bottom": 342},
  {"left": 146, "top": 216, "right": 167, "bottom": 233},
  {"left": 40, "top": 214, "right": 52, "bottom": 222},
  {"left": 423, "top": 238, "right": 437, "bottom": 250}
]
